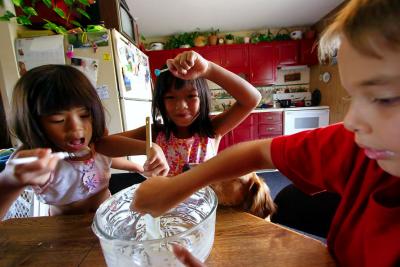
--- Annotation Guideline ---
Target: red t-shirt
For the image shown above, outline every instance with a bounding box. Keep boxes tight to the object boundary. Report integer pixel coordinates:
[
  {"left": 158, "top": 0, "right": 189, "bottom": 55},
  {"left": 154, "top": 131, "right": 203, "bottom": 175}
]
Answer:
[{"left": 271, "top": 123, "right": 400, "bottom": 267}]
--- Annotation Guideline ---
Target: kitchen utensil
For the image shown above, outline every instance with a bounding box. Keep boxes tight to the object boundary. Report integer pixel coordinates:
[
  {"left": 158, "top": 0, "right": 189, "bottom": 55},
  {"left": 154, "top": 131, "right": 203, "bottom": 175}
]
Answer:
[
  {"left": 154, "top": 68, "right": 168, "bottom": 76},
  {"left": 8, "top": 147, "right": 91, "bottom": 165},
  {"left": 92, "top": 184, "right": 218, "bottom": 267},
  {"left": 145, "top": 116, "right": 152, "bottom": 156},
  {"left": 277, "top": 99, "right": 292, "bottom": 108},
  {"left": 311, "top": 89, "right": 322, "bottom": 106}
]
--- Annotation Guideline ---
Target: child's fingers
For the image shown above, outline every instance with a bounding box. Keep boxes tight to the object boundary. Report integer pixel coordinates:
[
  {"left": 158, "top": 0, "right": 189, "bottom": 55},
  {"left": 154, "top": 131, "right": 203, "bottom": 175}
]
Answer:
[
  {"left": 185, "top": 52, "right": 196, "bottom": 67},
  {"left": 172, "top": 244, "right": 206, "bottom": 267}
]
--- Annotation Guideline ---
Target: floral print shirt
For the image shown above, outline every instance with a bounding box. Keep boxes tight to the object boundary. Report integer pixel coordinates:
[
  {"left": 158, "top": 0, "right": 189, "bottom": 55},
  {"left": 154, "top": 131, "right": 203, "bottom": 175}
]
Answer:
[
  {"left": 33, "top": 152, "right": 111, "bottom": 205},
  {"left": 156, "top": 132, "right": 217, "bottom": 176}
]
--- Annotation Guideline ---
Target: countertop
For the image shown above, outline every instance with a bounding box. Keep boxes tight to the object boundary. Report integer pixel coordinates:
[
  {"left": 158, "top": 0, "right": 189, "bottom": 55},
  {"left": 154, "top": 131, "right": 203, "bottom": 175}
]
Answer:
[{"left": 211, "top": 105, "right": 329, "bottom": 115}]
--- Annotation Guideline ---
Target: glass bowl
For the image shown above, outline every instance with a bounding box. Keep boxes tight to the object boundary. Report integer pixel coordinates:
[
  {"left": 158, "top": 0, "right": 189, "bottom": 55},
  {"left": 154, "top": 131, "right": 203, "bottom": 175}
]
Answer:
[{"left": 92, "top": 184, "right": 218, "bottom": 267}]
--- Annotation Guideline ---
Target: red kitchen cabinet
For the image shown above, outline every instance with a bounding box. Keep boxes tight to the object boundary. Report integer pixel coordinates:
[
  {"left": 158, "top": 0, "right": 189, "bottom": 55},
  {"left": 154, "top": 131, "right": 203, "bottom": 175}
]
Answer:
[
  {"left": 300, "top": 38, "right": 319, "bottom": 65},
  {"left": 218, "top": 113, "right": 258, "bottom": 152},
  {"left": 146, "top": 50, "right": 174, "bottom": 83},
  {"left": 194, "top": 46, "right": 224, "bottom": 66},
  {"left": 223, "top": 44, "right": 249, "bottom": 76},
  {"left": 275, "top": 40, "right": 299, "bottom": 66},
  {"left": 249, "top": 43, "right": 276, "bottom": 86},
  {"left": 257, "top": 112, "right": 283, "bottom": 139}
]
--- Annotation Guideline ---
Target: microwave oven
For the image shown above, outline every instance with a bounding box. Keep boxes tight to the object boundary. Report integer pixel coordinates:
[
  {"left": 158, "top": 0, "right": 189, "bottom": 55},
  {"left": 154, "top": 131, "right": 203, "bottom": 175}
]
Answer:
[
  {"left": 275, "top": 65, "right": 310, "bottom": 85},
  {"left": 284, "top": 108, "right": 329, "bottom": 135}
]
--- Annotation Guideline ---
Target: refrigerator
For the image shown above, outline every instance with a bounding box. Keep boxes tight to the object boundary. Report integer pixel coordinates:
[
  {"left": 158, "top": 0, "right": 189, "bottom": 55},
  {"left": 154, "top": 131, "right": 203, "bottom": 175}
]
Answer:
[
  {"left": 68, "top": 29, "right": 152, "bottom": 165},
  {"left": 15, "top": 29, "right": 153, "bottom": 166}
]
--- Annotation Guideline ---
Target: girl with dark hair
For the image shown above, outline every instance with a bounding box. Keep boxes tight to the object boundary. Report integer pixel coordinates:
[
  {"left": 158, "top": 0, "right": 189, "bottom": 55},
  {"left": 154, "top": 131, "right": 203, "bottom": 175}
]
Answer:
[
  {"left": 0, "top": 64, "right": 167, "bottom": 218},
  {"left": 100, "top": 50, "right": 261, "bottom": 176}
]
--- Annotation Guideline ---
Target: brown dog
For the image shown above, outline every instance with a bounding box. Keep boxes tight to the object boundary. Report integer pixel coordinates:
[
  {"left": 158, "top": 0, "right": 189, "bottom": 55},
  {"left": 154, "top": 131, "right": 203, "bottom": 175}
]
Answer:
[{"left": 210, "top": 172, "right": 276, "bottom": 219}]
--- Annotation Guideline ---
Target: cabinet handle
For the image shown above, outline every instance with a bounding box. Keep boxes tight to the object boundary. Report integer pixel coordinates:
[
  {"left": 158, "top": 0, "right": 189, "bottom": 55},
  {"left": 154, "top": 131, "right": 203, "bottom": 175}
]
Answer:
[
  {"left": 268, "top": 127, "right": 275, "bottom": 131},
  {"left": 267, "top": 117, "right": 273, "bottom": 120}
]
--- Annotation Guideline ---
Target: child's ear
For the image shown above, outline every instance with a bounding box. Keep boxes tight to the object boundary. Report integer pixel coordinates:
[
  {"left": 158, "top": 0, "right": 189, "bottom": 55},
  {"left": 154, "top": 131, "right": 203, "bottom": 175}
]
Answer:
[{"left": 243, "top": 174, "right": 277, "bottom": 219}]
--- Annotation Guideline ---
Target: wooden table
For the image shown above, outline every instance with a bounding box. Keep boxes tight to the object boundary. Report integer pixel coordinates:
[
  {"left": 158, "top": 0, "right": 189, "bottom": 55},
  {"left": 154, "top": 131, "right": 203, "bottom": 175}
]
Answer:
[{"left": 0, "top": 208, "right": 336, "bottom": 266}]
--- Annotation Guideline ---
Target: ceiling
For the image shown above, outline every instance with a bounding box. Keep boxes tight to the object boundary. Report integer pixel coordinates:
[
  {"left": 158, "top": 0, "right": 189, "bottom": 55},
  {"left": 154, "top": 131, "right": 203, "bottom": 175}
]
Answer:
[{"left": 126, "top": 0, "right": 345, "bottom": 38}]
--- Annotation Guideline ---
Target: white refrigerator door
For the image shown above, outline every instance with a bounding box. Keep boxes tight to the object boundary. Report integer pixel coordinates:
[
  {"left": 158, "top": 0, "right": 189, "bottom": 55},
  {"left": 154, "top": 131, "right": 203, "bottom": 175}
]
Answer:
[
  {"left": 120, "top": 99, "right": 152, "bottom": 165},
  {"left": 112, "top": 29, "right": 152, "bottom": 101}
]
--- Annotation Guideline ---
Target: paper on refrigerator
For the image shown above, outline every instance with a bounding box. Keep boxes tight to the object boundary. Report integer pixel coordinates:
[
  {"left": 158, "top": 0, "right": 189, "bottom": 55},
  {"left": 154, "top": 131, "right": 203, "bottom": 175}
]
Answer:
[{"left": 15, "top": 35, "right": 65, "bottom": 76}]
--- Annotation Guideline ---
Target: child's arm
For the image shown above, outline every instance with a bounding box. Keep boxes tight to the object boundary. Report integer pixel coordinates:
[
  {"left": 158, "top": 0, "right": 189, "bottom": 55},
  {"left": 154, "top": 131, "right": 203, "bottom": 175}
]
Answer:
[
  {"left": 131, "top": 138, "right": 275, "bottom": 216},
  {"left": 0, "top": 148, "right": 59, "bottom": 219},
  {"left": 111, "top": 157, "right": 144, "bottom": 173},
  {"left": 95, "top": 133, "right": 169, "bottom": 176},
  {"left": 167, "top": 51, "right": 262, "bottom": 137}
]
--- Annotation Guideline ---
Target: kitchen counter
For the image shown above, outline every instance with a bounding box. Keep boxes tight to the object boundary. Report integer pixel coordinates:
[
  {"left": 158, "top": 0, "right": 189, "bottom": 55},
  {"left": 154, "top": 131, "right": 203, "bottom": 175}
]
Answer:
[{"left": 211, "top": 105, "right": 329, "bottom": 115}]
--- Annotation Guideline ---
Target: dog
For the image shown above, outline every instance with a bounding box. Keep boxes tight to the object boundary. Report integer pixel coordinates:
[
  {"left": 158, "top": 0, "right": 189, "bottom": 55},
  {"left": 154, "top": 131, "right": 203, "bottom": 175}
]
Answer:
[{"left": 210, "top": 172, "right": 276, "bottom": 219}]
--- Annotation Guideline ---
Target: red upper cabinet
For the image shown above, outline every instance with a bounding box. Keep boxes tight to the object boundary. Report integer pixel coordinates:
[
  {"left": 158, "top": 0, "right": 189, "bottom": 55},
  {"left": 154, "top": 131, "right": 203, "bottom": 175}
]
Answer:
[
  {"left": 194, "top": 46, "right": 223, "bottom": 66},
  {"left": 146, "top": 50, "right": 174, "bottom": 83},
  {"left": 275, "top": 40, "right": 299, "bottom": 66},
  {"left": 249, "top": 43, "right": 276, "bottom": 86},
  {"left": 223, "top": 44, "right": 249, "bottom": 76},
  {"left": 300, "top": 38, "right": 319, "bottom": 65}
]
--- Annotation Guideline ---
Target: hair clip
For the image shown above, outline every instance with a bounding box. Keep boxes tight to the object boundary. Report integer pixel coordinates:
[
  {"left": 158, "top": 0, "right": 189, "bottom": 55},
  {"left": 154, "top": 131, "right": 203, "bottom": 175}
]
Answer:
[{"left": 154, "top": 68, "right": 168, "bottom": 76}]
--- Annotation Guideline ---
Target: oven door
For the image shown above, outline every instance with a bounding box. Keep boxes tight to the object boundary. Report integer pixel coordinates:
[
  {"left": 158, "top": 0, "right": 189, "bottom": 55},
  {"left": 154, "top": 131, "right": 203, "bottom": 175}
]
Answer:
[{"left": 284, "top": 109, "right": 329, "bottom": 135}]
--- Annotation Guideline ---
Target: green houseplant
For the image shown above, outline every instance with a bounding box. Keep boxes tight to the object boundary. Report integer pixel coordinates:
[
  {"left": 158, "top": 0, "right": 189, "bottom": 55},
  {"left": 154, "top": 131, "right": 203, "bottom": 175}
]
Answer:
[
  {"left": 0, "top": 0, "right": 95, "bottom": 34},
  {"left": 225, "top": 33, "right": 234, "bottom": 44}
]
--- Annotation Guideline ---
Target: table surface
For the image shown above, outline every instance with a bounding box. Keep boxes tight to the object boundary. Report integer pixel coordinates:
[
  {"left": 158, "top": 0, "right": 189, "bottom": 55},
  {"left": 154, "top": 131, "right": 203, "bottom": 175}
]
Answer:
[{"left": 0, "top": 207, "right": 336, "bottom": 267}]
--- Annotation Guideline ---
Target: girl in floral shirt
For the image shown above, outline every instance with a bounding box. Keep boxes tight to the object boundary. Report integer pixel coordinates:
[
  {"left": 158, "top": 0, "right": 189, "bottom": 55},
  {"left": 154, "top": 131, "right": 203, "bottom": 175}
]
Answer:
[{"left": 114, "top": 50, "right": 261, "bottom": 176}]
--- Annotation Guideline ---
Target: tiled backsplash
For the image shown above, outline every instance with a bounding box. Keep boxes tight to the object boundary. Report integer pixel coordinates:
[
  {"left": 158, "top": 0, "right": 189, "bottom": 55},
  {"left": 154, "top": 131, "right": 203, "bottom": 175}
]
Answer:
[{"left": 210, "top": 84, "right": 310, "bottom": 112}]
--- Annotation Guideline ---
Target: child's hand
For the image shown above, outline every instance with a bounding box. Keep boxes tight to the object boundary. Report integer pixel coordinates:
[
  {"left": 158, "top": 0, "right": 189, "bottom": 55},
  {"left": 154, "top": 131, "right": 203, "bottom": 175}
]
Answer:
[
  {"left": 5, "top": 148, "right": 59, "bottom": 187},
  {"left": 166, "top": 51, "right": 209, "bottom": 80},
  {"left": 143, "top": 144, "right": 169, "bottom": 177},
  {"left": 130, "top": 175, "right": 182, "bottom": 216}
]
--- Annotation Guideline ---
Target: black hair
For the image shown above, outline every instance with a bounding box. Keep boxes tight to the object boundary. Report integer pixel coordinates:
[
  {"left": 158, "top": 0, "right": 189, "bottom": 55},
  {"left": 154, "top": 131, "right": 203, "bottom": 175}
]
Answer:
[
  {"left": 152, "top": 67, "right": 215, "bottom": 139},
  {"left": 10, "top": 64, "right": 105, "bottom": 149}
]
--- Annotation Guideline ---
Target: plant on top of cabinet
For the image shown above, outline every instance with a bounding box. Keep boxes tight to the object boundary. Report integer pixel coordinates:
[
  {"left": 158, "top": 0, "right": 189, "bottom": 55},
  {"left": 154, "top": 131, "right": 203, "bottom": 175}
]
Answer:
[
  {"left": 225, "top": 33, "right": 234, "bottom": 44},
  {"left": 0, "top": 0, "right": 96, "bottom": 34},
  {"left": 274, "top": 28, "right": 291, "bottom": 41},
  {"left": 208, "top": 27, "right": 219, "bottom": 45},
  {"left": 165, "top": 32, "right": 196, "bottom": 49}
]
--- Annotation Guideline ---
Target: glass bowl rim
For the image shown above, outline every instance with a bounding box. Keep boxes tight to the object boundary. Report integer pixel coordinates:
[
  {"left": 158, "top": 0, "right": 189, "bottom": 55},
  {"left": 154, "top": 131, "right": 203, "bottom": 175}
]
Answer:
[{"left": 92, "top": 185, "right": 218, "bottom": 246}]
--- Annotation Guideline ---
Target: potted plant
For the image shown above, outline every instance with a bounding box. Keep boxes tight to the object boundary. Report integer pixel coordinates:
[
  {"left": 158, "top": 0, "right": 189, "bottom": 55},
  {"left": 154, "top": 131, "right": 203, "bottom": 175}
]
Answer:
[
  {"left": 208, "top": 27, "right": 219, "bottom": 45},
  {"left": 193, "top": 28, "right": 207, "bottom": 47},
  {"left": 225, "top": 33, "right": 234, "bottom": 44},
  {"left": 0, "top": 0, "right": 95, "bottom": 34}
]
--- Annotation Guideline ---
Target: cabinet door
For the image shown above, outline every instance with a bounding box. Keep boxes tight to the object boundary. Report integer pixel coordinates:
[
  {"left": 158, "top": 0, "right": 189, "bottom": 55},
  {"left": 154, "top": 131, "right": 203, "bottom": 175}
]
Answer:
[
  {"left": 276, "top": 40, "right": 299, "bottom": 66},
  {"left": 230, "top": 114, "right": 258, "bottom": 144},
  {"left": 217, "top": 133, "right": 231, "bottom": 153},
  {"left": 146, "top": 50, "right": 174, "bottom": 83},
  {"left": 223, "top": 44, "right": 249, "bottom": 76},
  {"left": 258, "top": 112, "right": 283, "bottom": 139},
  {"left": 195, "top": 46, "right": 223, "bottom": 66},
  {"left": 300, "top": 39, "right": 319, "bottom": 65},
  {"left": 249, "top": 43, "right": 276, "bottom": 86}
]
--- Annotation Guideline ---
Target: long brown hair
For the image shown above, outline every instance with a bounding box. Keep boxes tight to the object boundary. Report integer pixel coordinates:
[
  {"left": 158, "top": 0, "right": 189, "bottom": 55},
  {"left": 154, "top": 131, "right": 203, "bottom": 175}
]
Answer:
[
  {"left": 10, "top": 65, "right": 105, "bottom": 149},
  {"left": 319, "top": 0, "right": 400, "bottom": 60},
  {"left": 152, "top": 67, "right": 215, "bottom": 140}
]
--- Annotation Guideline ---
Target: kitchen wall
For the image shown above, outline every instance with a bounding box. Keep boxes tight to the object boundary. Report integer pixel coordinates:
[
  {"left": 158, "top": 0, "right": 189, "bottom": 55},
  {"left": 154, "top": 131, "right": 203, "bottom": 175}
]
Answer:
[
  {"left": 309, "top": 1, "right": 349, "bottom": 124},
  {"left": 310, "top": 64, "right": 349, "bottom": 124}
]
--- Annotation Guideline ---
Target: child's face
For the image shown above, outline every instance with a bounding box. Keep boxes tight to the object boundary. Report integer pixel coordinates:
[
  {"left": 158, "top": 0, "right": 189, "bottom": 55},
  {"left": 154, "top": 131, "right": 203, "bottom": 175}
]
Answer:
[
  {"left": 338, "top": 37, "right": 400, "bottom": 177},
  {"left": 163, "top": 85, "right": 200, "bottom": 129},
  {"left": 39, "top": 107, "right": 93, "bottom": 153}
]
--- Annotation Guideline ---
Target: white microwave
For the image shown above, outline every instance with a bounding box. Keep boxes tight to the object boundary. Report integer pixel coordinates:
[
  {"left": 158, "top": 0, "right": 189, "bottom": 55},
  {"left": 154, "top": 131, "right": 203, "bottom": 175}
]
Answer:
[{"left": 284, "top": 108, "right": 329, "bottom": 135}]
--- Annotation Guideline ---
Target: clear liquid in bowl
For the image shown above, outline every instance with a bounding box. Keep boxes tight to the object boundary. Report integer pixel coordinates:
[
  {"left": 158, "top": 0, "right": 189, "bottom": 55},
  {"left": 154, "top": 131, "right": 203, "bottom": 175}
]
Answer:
[{"left": 92, "top": 184, "right": 217, "bottom": 267}]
